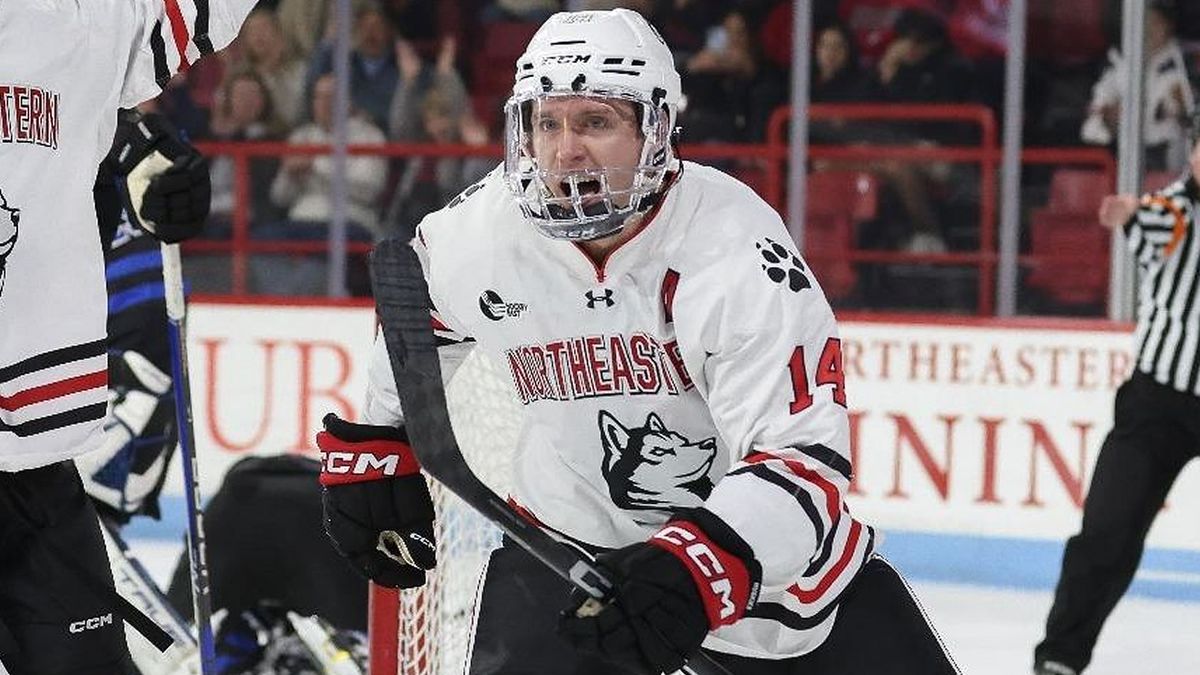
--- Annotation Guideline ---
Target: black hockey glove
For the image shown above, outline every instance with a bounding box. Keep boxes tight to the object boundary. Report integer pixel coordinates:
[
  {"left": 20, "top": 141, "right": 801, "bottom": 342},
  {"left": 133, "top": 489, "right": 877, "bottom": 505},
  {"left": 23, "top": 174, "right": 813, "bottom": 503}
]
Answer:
[
  {"left": 558, "top": 509, "right": 761, "bottom": 674},
  {"left": 110, "top": 108, "right": 211, "bottom": 243},
  {"left": 316, "top": 413, "right": 436, "bottom": 589}
]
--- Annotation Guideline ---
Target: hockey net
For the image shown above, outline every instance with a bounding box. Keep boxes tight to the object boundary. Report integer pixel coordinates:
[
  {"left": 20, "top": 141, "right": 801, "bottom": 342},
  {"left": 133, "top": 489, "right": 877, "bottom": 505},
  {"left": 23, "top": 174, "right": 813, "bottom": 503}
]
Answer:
[{"left": 368, "top": 348, "right": 523, "bottom": 675}]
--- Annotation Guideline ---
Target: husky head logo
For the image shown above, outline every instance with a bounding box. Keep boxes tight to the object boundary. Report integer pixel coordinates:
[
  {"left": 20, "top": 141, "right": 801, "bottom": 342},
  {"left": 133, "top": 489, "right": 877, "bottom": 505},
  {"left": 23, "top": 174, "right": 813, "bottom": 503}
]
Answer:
[
  {"left": 599, "top": 411, "right": 717, "bottom": 511},
  {"left": 0, "top": 187, "right": 19, "bottom": 297}
]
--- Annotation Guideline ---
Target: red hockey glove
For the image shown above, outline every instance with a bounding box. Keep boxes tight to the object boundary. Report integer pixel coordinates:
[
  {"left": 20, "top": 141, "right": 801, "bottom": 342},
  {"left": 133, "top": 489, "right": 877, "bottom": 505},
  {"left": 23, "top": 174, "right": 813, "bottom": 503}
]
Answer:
[
  {"left": 558, "top": 508, "right": 760, "bottom": 674},
  {"left": 316, "top": 413, "right": 436, "bottom": 589}
]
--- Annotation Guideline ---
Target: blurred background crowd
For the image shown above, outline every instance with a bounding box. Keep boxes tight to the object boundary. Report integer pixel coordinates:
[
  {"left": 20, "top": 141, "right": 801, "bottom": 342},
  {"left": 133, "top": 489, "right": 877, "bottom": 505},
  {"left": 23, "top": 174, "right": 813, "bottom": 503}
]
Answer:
[{"left": 161, "top": 0, "right": 1200, "bottom": 314}]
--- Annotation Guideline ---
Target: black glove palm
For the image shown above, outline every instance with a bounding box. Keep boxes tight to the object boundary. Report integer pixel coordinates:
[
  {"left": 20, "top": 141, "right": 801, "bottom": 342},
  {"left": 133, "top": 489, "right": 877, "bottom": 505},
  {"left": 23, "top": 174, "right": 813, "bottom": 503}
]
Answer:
[
  {"left": 139, "top": 152, "right": 211, "bottom": 241},
  {"left": 559, "top": 543, "right": 709, "bottom": 674},
  {"left": 558, "top": 512, "right": 759, "bottom": 674},
  {"left": 317, "top": 413, "right": 437, "bottom": 589},
  {"left": 110, "top": 108, "right": 210, "bottom": 243}
]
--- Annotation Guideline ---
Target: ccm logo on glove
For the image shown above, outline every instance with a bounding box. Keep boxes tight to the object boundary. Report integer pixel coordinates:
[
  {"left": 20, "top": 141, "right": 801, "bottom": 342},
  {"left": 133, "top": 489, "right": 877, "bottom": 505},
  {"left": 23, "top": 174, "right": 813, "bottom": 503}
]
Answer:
[
  {"left": 319, "top": 448, "right": 420, "bottom": 482},
  {"left": 650, "top": 520, "right": 757, "bottom": 627},
  {"left": 314, "top": 427, "right": 422, "bottom": 480}
]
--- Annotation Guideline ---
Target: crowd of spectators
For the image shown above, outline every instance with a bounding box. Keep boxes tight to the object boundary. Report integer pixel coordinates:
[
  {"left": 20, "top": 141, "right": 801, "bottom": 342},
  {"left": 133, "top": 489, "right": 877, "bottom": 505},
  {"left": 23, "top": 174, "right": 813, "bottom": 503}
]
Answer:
[{"left": 162, "top": 0, "right": 1200, "bottom": 302}]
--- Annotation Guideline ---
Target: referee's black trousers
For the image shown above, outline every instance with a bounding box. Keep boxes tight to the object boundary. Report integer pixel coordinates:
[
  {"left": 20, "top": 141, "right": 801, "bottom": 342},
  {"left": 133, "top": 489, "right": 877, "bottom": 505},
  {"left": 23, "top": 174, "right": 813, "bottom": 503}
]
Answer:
[{"left": 1036, "top": 372, "right": 1200, "bottom": 672}]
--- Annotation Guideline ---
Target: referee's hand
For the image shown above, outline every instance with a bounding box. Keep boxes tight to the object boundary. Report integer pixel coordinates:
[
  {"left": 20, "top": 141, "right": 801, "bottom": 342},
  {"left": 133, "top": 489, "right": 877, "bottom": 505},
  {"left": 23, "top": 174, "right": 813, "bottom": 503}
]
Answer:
[{"left": 1098, "top": 194, "right": 1138, "bottom": 230}]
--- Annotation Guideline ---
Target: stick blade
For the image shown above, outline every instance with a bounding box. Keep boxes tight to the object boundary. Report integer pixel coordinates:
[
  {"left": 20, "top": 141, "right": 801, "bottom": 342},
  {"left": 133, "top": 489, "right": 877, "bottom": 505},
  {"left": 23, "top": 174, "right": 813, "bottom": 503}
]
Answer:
[{"left": 367, "top": 238, "right": 461, "bottom": 486}]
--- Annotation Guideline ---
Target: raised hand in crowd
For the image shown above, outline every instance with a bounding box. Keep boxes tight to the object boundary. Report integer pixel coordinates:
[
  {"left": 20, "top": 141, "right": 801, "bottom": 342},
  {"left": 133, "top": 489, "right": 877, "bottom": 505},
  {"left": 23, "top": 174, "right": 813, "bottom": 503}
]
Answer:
[
  {"left": 396, "top": 38, "right": 422, "bottom": 84},
  {"left": 459, "top": 113, "right": 489, "bottom": 147},
  {"left": 436, "top": 36, "right": 458, "bottom": 76}
]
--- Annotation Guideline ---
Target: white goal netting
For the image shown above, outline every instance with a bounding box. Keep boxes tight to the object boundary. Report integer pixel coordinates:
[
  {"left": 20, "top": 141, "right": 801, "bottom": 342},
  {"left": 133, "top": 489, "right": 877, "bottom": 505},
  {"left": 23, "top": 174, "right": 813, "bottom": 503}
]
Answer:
[{"left": 384, "top": 348, "right": 523, "bottom": 675}]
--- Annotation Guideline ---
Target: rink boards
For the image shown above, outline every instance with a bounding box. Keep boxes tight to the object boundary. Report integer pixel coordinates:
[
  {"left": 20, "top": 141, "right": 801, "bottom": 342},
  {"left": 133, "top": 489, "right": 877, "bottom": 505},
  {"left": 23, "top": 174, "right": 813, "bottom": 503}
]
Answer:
[{"left": 130, "top": 301, "right": 1200, "bottom": 601}]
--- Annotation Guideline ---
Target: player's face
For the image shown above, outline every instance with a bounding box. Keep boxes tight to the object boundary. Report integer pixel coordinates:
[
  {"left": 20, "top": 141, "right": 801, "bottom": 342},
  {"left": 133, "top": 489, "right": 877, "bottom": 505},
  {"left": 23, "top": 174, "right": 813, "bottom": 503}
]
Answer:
[{"left": 528, "top": 96, "right": 644, "bottom": 205}]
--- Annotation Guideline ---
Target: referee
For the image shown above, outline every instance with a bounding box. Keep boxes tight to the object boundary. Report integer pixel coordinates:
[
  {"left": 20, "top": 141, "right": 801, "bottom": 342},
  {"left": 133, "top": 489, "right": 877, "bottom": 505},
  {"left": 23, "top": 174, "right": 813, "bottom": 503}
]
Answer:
[{"left": 1034, "top": 118, "right": 1200, "bottom": 675}]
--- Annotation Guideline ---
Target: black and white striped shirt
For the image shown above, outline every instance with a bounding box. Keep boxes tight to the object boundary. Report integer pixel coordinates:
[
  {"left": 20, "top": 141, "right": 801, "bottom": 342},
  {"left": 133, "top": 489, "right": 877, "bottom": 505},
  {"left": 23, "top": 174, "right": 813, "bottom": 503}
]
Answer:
[{"left": 1127, "top": 175, "right": 1200, "bottom": 395}]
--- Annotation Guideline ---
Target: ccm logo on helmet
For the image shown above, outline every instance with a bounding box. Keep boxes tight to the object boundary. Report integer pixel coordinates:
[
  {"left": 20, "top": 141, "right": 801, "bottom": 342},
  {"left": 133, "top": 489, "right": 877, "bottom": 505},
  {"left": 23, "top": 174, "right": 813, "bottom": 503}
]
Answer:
[
  {"left": 541, "top": 54, "right": 591, "bottom": 65},
  {"left": 653, "top": 525, "right": 737, "bottom": 620},
  {"left": 69, "top": 613, "right": 113, "bottom": 634},
  {"left": 321, "top": 451, "right": 403, "bottom": 477}
]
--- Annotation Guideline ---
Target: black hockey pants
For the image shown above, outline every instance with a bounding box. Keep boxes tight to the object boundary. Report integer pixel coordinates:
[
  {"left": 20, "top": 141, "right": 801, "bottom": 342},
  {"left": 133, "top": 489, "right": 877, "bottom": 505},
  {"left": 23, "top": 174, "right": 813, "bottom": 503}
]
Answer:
[
  {"left": 467, "top": 538, "right": 960, "bottom": 674},
  {"left": 0, "top": 461, "right": 132, "bottom": 674}
]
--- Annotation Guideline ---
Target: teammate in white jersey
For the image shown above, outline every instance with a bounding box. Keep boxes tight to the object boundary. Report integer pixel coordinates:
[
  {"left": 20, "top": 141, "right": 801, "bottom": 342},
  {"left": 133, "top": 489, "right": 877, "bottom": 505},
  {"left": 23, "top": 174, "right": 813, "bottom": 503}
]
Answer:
[
  {"left": 0, "top": 3, "right": 254, "bottom": 672},
  {"left": 316, "top": 9, "right": 959, "bottom": 674}
]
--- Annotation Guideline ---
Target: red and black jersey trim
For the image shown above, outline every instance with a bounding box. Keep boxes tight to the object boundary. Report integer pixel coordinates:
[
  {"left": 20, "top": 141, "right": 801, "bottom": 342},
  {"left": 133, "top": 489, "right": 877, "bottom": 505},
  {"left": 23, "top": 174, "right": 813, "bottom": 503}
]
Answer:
[
  {"left": 743, "top": 530, "right": 876, "bottom": 630},
  {"left": 728, "top": 463, "right": 825, "bottom": 547},
  {"left": 787, "top": 519, "right": 868, "bottom": 604},
  {"left": 430, "top": 312, "right": 474, "bottom": 348},
  {"left": 150, "top": 1, "right": 214, "bottom": 87},
  {"left": 728, "top": 461, "right": 846, "bottom": 576},
  {"left": 803, "top": 511, "right": 842, "bottom": 577},
  {"left": 1, "top": 339, "right": 108, "bottom": 437},
  {"left": 737, "top": 448, "right": 874, "bottom": 606},
  {"left": 746, "top": 599, "right": 838, "bottom": 631}
]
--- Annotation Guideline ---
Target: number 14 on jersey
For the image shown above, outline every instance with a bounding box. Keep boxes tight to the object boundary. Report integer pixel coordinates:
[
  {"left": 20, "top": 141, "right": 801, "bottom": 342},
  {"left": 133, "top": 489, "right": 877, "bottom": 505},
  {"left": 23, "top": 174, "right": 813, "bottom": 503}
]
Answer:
[{"left": 788, "top": 338, "right": 847, "bottom": 414}]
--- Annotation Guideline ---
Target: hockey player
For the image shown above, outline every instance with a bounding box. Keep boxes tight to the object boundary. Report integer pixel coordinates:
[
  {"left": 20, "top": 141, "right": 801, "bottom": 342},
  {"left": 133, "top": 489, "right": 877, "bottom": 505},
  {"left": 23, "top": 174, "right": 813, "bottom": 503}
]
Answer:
[
  {"left": 316, "top": 9, "right": 960, "bottom": 675},
  {"left": 0, "top": 3, "right": 255, "bottom": 673}
]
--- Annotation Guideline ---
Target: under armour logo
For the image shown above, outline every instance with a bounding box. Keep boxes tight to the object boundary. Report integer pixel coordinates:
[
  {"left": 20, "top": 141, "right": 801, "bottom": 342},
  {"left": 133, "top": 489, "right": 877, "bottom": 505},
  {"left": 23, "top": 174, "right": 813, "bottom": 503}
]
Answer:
[{"left": 585, "top": 289, "right": 615, "bottom": 309}]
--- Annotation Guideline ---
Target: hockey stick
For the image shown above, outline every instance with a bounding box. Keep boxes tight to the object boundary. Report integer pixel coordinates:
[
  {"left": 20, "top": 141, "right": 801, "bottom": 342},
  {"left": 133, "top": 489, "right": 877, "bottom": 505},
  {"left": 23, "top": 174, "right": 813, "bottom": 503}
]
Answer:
[
  {"left": 36, "top": 523, "right": 175, "bottom": 654},
  {"left": 99, "top": 518, "right": 200, "bottom": 673},
  {"left": 368, "top": 239, "right": 731, "bottom": 675},
  {"left": 161, "top": 242, "right": 217, "bottom": 674}
]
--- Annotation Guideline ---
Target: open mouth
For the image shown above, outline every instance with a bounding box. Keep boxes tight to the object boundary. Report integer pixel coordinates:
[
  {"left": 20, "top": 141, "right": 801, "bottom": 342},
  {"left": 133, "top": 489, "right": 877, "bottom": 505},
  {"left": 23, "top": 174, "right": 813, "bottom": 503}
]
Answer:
[{"left": 561, "top": 177, "right": 603, "bottom": 201}]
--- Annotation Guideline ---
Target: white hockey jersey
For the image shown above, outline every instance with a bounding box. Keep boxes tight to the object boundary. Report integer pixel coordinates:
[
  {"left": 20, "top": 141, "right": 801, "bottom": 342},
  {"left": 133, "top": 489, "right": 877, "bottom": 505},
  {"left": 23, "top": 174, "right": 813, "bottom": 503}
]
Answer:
[
  {"left": 0, "top": 0, "right": 254, "bottom": 471},
  {"left": 364, "top": 162, "right": 875, "bottom": 658}
]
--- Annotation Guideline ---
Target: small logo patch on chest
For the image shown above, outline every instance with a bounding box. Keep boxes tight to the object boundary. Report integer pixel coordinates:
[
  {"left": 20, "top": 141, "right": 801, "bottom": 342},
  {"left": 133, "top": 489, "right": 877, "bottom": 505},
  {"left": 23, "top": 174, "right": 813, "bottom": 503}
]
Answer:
[
  {"left": 479, "top": 290, "right": 528, "bottom": 321},
  {"left": 585, "top": 288, "right": 615, "bottom": 308}
]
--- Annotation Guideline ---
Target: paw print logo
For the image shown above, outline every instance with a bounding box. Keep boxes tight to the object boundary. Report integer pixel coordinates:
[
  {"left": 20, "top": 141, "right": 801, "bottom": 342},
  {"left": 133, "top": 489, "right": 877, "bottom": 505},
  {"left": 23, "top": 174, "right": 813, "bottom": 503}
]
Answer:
[{"left": 756, "top": 237, "right": 810, "bottom": 293}]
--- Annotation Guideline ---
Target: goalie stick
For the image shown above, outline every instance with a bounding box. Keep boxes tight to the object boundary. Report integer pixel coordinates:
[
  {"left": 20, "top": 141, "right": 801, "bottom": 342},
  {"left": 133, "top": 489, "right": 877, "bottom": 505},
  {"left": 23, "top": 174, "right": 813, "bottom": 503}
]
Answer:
[{"left": 368, "top": 238, "right": 731, "bottom": 675}]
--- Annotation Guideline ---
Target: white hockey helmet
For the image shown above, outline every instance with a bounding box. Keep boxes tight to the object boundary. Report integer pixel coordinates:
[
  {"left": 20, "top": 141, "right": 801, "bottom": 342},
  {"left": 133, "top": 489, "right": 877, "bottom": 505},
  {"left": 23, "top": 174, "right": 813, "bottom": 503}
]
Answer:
[{"left": 503, "top": 9, "right": 683, "bottom": 241}]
